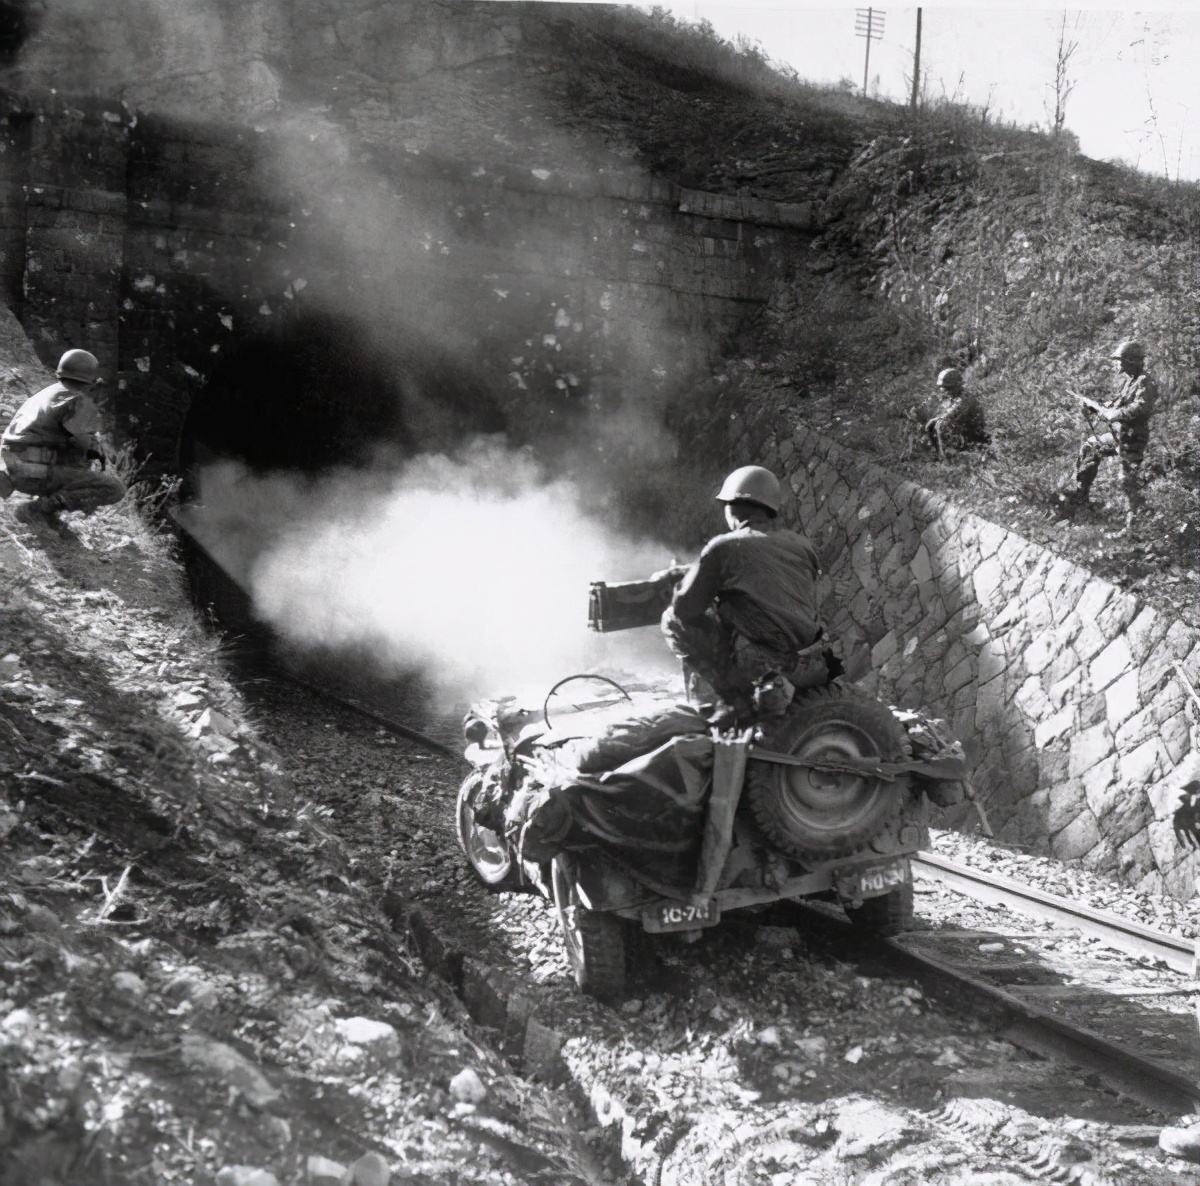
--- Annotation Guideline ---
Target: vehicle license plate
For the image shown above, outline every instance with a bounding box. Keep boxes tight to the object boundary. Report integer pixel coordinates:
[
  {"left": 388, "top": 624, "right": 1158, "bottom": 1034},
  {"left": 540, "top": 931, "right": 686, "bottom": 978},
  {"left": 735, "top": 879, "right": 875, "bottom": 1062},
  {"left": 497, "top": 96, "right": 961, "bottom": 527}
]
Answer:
[
  {"left": 845, "top": 860, "right": 909, "bottom": 900},
  {"left": 643, "top": 899, "right": 720, "bottom": 933}
]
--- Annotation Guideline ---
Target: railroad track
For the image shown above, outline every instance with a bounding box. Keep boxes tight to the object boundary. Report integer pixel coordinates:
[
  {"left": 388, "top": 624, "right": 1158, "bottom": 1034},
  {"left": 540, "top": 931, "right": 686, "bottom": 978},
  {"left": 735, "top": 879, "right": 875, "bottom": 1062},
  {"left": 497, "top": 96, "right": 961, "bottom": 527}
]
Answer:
[{"left": 797, "top": 851, "right": 1200, "bottom": 1117}]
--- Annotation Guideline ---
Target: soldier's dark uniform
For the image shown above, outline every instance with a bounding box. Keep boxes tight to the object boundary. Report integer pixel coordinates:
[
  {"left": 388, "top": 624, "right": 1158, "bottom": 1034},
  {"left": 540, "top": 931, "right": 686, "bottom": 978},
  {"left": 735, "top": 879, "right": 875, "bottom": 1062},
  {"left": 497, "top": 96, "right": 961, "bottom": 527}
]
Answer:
[
  {"left": 929, "top": 391, "right": 989, "bottom": 451},
  {"left": 923, "top": 368, "right": 989, "bottom": 455}
]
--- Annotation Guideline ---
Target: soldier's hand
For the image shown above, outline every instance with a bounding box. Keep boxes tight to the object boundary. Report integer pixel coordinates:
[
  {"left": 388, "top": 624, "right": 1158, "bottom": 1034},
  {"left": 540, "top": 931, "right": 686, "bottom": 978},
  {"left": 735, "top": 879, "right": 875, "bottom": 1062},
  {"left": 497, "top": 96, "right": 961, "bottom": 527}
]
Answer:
[{"left": 651, "top": 563, "right": 689, "bottom": 586}]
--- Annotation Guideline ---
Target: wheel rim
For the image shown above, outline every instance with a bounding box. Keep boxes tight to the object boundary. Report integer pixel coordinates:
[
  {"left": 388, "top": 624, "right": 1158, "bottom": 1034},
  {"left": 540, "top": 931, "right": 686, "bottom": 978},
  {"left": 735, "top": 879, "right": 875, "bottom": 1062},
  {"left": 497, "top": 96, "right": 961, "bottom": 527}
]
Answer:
[
  {"left": 776, "top": 720, "right": 892, "bottom": 841},
  {"left": 458, "top": 783, "right": 511, "bottom": 882},
  {"left": 552, "top": 859, "right": 586, "bottom": 979}
]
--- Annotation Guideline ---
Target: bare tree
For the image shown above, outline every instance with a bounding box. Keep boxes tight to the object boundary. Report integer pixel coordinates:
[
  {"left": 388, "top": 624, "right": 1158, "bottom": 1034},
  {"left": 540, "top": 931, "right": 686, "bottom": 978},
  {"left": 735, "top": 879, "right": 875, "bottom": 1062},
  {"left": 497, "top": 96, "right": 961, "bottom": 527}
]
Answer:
[{"left": 1050, "top": 13, "right": 1079, "bottom": 136}]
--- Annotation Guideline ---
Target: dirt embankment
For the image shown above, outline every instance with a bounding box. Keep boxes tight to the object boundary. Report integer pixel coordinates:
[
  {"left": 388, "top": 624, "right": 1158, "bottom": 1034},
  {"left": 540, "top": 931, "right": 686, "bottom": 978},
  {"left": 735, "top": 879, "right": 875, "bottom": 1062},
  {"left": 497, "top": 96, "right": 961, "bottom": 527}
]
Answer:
[{"left": 0, "top": 327, "right": 611, "bottom": 1184}]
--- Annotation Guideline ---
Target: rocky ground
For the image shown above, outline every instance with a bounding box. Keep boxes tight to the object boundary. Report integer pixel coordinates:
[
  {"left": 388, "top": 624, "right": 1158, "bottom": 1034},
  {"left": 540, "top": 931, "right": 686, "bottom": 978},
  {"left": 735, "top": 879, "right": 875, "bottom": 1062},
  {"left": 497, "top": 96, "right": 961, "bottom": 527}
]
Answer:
[
  {"left": 252, "top": 672, "right": 1200, "bottom": 1186},
  {"left": 8, "top": 485, "right": 1200, "bottom": 1184},
  {"left": 0, "top": 493, "right": 615, "bottom": 1186}
]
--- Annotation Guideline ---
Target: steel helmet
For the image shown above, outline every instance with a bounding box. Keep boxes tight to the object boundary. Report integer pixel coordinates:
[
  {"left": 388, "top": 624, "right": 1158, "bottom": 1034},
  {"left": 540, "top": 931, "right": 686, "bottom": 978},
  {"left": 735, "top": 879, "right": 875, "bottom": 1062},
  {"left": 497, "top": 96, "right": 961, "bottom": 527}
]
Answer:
[
  {"left": 1110, "top": 340, "right": 1145, "bottom": 364},
  {"left": 716, "top": 465, "right": 781, "bottom": 514},
  {"left": 936, "top": 367, "right": 963, "bottom": 391},
  {"left": 56, "top": 349, "right": 100, "bottom": 385}
]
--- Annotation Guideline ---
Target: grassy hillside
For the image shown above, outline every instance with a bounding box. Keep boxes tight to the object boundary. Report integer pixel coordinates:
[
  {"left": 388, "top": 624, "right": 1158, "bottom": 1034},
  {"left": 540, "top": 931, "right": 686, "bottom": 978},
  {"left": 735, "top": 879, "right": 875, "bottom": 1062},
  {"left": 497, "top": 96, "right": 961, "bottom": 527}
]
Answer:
[{"left": 527, "top": 6, "right": 1198, "bottom": 621}]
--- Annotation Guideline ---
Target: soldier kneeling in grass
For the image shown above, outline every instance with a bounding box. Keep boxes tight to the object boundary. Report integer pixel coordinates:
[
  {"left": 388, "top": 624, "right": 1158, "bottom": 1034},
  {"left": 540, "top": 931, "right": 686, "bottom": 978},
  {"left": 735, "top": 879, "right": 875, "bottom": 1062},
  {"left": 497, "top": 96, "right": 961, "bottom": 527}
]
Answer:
[
  {"left": 0, "top": 349, "right": 126, "bottom": 526},
  {"left": 914, "top": 368, "right": 990, "bottom": 460}
]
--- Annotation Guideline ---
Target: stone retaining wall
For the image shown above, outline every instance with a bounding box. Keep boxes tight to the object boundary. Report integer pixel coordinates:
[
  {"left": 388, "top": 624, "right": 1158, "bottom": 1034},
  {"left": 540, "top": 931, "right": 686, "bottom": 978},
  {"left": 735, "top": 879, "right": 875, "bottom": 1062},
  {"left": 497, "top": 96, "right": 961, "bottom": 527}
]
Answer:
[
  {"left": 1, "top": 86, "right": 816, "bottom": 469},
  {"left": 750, "top": 421, "right": 1200, "bottom": 900}
]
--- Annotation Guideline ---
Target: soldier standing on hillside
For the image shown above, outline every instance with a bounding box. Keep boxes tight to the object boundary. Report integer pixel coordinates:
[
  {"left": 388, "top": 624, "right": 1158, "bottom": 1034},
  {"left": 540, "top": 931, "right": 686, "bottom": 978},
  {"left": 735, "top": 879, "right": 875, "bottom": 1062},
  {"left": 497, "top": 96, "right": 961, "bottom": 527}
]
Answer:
[
  {"left": 0, "top": 349, "right": 126, "bottom": 525},
  {"left": 922, "top": 368, "right": 989, "bottom": 458},
  {"left": 1060, "top": 340, "right": 1158, "bottom": 531}
]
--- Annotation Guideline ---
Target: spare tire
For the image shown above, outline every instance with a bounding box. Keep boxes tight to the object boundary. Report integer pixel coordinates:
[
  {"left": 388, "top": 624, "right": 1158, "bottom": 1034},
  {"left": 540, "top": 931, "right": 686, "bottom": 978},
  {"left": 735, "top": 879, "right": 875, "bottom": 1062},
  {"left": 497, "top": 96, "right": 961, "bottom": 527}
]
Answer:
[{"left": 747, "top": 688, "right": 911, "bottom": 860}]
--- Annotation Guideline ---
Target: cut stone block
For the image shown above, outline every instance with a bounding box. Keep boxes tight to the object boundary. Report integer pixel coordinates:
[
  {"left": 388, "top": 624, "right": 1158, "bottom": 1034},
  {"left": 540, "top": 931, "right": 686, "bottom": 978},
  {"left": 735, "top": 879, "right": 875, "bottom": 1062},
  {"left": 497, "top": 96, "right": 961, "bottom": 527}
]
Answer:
[
  {"left": 1015, "top": 676, "right": 1051, "bottom": 721},
  {"left": 1023, "top": 631, "right": 1059, "bottom": 677},
  {"left": 1119, "top": 738, "right": 1165, "bottom": 788},
  {"left": 1051, "top": 810, "right": 1101, "bottom": 862},
  {"left": 1104, "top": 668, "right": 1140, "bottom": 730},
  {"left": 1123, "top": 607, "right": 1165, "bottom": 664},
  {"left": 1089, "top": 634, "right": 1133, "bottom": 693},
  {"left": 1081, "top": 756, "right": 1120, "bottom": 820},
  {"left": 871, "top": 631, "right": 898, "bottom": 668},
  {"left": 1069, "top": 722, "right": 1113, "bottom": 778},
  {"left": 1114, "top": 705, "right": 1158, "bottom": 754},
  {"left": 972, "top": 557, "right": 1006, "bottom": 608},
  {"left": 1034, "top": 706, "right": 1074, "bottom": 749},
  {"left": 1047, "top": 779, "right": 1086, "bottom": 835},
  {"left": 977, "top": 641, "right": 1007, "bottom": 685}
]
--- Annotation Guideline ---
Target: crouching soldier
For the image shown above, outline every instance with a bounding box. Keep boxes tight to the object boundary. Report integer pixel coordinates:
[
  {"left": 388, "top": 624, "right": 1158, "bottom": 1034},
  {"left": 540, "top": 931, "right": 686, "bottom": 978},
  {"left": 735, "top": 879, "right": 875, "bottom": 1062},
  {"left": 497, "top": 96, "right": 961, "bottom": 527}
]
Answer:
[
  {"left": 659, "top": 465, "right": 836, "bottom": 721},
  {"left": 0, "top": 349, "right": 126, "bottom": 524},
  {"left": 922, "top": 368, "right": 989, "bottom": 458}
]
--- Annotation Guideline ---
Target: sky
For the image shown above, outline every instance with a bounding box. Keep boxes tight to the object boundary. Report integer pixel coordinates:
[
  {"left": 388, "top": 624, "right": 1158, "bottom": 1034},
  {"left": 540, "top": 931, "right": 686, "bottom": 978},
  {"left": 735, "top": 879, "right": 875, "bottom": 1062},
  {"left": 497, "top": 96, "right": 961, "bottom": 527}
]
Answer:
[{"left": 625, "top": 3, "right": 1200, "bottom": 181}]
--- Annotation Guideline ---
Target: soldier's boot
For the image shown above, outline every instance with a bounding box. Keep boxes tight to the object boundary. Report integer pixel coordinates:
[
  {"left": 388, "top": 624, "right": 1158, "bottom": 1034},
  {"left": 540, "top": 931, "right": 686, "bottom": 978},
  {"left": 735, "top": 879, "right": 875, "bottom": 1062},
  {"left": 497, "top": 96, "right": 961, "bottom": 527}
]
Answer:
[
  {"left": 12, "top": 497, "right": 59, "bottom": 525},
  {"left": 1054, "top": 452, "right": 1099, "bottom": 517}
]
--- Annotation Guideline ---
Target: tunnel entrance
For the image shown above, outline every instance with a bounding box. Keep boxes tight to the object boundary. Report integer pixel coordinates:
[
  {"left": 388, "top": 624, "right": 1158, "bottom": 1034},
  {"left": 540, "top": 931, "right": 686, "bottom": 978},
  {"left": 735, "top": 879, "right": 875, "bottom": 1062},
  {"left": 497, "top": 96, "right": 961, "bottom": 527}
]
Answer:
[{"left": 178, "top": 308, "right": 508, "bottom": 476}]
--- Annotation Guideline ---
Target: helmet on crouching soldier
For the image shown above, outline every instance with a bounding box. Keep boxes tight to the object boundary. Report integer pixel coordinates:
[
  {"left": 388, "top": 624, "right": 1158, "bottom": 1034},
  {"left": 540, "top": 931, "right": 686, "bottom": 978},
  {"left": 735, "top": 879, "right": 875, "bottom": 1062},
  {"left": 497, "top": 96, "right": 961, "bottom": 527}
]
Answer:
[
  {"left": 56, "top": 349, "right": 100, "bottom": 386},
  {"left": 1109, "top": 340, "right": 1145, "bottom": 370},
  {"left": 936, "top": 367, "right": 963, "bottom": 393},
  {"left": 716, "top": 465, "right": 781, "bottom": 516}
]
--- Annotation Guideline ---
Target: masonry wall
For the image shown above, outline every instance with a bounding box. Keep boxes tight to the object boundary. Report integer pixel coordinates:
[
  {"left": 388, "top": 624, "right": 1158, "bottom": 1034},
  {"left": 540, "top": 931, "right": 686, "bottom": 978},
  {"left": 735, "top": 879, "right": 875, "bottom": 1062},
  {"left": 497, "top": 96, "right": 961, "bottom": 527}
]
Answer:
[
  {"left": 745, "top": 420, "right": 1200, "bottom": 900},
  {"left": 1, "top": 87, "right": 816, "bottom": 470}
]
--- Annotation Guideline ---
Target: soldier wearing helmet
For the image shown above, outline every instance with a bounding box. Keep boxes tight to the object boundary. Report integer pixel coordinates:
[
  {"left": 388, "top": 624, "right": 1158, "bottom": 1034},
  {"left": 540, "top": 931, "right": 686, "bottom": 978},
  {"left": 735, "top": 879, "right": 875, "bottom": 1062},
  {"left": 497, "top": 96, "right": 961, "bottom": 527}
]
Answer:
[
  {"left": 1061, "top": 340, "right": 1158, "bottom": 530},
  {"left": 658, "top": 465, "right": 830, "bottom": 720},
  {"left": 922, "top": 367, "right": 989, "bottom": 459},
  {"left": 0, "top": 348, "right": 126, "bottom": 524}
]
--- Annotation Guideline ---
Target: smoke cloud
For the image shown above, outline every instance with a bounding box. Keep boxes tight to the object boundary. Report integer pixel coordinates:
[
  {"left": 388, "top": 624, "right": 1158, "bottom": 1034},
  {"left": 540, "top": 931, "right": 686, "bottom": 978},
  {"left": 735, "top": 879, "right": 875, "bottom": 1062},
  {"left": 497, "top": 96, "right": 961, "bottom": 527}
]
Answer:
[{"left": 184, "top": 439, "right": 681, "bottom": 703}]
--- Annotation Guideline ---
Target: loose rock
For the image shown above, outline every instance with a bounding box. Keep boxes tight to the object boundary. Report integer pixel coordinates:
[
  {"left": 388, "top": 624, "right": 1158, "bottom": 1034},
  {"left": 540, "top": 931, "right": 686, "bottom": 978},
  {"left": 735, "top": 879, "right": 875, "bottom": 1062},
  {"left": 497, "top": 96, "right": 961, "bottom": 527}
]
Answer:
[
  {"left": 334, "top": 1016, "right": 400, "bottom": 1058},
  {"left": 342, "top": 1151, "right": 390, "bottom": 1186},
  {"left": 1159, "top": 1124, "right": 1200, "bottom": 1163},
  {"left": 181, "top": 1032, "right": 282, "bottom": 1111},
  {"left": 112, "top": 971, "right": 147, "bottom": 998},
  {"left": 215, "top": 1168, "right": 280, "bottom": 1186},
  {"left": 448, "top": 1067, "right": 487, "bottom": 1103},
  {"left": 307, "top": 1155, "right": 347, "bottom": 1185}
]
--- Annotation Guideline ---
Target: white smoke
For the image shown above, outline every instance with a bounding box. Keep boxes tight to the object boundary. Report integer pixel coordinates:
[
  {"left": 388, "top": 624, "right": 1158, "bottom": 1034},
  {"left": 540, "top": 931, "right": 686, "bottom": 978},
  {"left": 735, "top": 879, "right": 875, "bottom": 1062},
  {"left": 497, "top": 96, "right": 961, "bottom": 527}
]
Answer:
[{"left": 185, "top": 440, "right": 681, "bottom": 702}]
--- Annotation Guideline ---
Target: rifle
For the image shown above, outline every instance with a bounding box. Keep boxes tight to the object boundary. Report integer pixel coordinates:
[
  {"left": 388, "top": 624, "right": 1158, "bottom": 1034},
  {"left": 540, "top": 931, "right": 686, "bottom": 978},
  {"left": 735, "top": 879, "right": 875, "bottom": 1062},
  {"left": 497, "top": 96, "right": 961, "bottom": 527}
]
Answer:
[{"left": 1069, "top": 390, "right": 1107, "bottom": 422}]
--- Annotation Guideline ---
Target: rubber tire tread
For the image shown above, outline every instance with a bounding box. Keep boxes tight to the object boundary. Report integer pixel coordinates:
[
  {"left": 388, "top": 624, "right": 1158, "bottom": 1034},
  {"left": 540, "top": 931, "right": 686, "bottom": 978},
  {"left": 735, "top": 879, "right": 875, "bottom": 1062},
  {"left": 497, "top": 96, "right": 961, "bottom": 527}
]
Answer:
[
  {"left": 747, "top": 686, "right": 911, "bottom": 861},
  {"left": 572, "top": 909, "right": 628, "bottom": 1005},
  {"left": 552, "top": 858, "right": 627, "bottom": 1005},
  {"left": 456, "top": 769, "right": 522, "bottom": 892},
  {"left": 845, "top": 880, "right": 914, "bottom": 937}
]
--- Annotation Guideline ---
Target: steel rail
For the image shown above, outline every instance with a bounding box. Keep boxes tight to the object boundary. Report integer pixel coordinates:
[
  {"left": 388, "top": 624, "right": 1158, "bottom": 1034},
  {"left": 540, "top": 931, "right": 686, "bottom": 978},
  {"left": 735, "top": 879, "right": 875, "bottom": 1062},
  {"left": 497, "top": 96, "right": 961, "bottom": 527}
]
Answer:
[{"left": 912, "top": 851, "right": 1197, "bottom": 976}]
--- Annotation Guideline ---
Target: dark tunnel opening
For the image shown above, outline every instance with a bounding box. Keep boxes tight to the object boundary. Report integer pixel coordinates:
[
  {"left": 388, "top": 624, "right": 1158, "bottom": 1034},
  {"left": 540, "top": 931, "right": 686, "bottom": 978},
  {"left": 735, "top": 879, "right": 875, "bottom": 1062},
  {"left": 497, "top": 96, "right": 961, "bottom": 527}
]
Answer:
[
  {"left": 178, "top": 308, "right": 509, "bottom": 477},
  {"left": 0, "top": 0, "right": 38, "bottom": 67}
]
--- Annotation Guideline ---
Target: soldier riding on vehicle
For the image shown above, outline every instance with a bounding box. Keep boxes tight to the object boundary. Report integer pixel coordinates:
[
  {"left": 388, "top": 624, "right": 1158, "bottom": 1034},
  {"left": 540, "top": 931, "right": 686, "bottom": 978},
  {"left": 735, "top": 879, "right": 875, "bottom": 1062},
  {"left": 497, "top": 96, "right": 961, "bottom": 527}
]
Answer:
[{"left": 658, "top": 465, "right": 839, "bottom": 722}]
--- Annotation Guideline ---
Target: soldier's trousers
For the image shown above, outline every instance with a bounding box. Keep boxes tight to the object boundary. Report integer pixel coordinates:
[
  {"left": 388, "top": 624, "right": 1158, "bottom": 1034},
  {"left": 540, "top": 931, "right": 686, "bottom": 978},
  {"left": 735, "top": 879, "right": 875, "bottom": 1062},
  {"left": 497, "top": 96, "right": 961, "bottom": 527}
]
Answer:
[
  {"left": 661, "top": 605, "right": 794, "bottom": 709},
  {"left": 0, "top": 448, "right": 126, "bottom": 513},
  {"left": 1073, "top": 434, "right": 1145, "bottom": 517}
]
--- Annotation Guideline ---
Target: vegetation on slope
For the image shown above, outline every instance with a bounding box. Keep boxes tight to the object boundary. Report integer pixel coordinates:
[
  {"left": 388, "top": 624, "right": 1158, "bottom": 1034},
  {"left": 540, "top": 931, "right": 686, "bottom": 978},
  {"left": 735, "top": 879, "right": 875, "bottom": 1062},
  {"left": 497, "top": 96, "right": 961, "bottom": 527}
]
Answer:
[{"left": 526, "top": 6, "right": 1199, "bottom": 620}]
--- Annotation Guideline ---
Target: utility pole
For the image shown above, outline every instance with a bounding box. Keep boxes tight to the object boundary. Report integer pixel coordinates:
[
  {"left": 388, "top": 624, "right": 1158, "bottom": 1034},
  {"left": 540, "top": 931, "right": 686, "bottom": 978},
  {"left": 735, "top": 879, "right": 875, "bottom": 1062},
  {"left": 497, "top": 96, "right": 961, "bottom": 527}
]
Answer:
[
  {"left": 855, "top": 8, "right": 885, "bottom": 96},
  {"left": 911, "top": 7, "right": 922, "bottom": 109}
]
